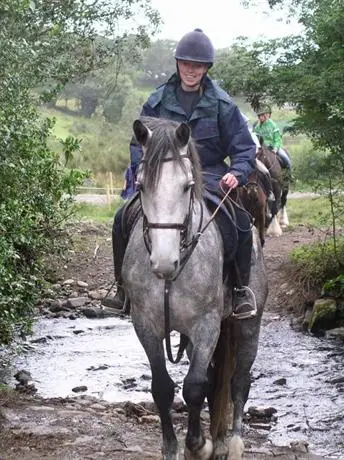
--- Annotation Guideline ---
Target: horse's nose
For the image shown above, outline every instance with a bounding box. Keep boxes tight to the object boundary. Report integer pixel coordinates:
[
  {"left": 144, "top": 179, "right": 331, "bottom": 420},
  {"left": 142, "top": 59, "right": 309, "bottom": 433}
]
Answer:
[{"left": 150, "top": 256, "right": 179, "bottom": 279}]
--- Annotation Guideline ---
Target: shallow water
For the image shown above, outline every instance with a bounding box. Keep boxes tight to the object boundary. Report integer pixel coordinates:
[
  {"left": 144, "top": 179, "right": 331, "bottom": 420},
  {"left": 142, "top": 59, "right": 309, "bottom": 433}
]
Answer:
[{"left": 5, "top": 313, "right": 344, "bottom": 458}]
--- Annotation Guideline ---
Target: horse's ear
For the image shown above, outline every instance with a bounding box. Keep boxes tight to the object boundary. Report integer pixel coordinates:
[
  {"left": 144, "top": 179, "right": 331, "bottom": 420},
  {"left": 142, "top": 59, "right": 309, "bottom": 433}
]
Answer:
[
  {"left": 175, "top": 123, "right": 190, "bottom": 148},
  {"left": 258, "top": 135, "right": 264, "bottom": 147},
  {"left": 133, "top": 119, "right": 150, "bottom": 146}
]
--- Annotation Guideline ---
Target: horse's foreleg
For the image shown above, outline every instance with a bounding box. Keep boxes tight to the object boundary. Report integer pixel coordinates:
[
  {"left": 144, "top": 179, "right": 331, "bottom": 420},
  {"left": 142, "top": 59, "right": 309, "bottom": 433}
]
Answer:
[
  {"left": 136, "top": 327, "right": 178, "bottom": 460},
  {"left": 266, "top": 215, "right": 283, "bottom": 237},
  {"left": 279, "top": 206, "right": 289, "bottom": 228},
  {"left": 229, "top": 325, "right": 260, "bottom": 460},
  {"left": 183, "top": 318, "right": 220, "bottom": 459}
]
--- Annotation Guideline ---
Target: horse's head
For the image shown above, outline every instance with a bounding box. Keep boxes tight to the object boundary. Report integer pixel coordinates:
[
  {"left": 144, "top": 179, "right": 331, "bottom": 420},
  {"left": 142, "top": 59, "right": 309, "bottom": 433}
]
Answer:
[
  {"left": 257, "top": 144, "right": 274, "bottom": 170},
  {"left": 133, "top": 117, "right": 202, "bottom": 280}
]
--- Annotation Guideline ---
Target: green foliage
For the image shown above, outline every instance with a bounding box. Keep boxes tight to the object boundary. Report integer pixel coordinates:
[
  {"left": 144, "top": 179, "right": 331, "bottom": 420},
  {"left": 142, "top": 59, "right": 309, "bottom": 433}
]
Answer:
[
  {"left": 290, "top": 237, "right": 344, "bottom": 291},
  {"left": 0, "top": 0, "right": 160, "bottom": 344},
  {"left": 137, "top": 39, "right": 177, "bottom": 87},
  {"left": 73, "top": 200, "right": 124, "bottom": 223},
  {"left": 287, "top": 197, "right": 329, "bottom": 226},
  {"left": 322, "top": 274, "right": 344, "bottom": 299}
]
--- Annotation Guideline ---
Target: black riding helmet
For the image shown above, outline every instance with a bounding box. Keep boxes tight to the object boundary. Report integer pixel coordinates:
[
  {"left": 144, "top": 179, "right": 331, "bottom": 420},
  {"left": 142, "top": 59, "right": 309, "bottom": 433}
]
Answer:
[{"left": 174, "top": 28, "right": 215, "bottom": 67}]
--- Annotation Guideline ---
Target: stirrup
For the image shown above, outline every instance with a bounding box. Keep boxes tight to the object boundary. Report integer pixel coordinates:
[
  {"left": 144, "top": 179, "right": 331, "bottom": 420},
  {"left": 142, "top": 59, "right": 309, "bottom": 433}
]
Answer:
[{"left": 231, "top": 286, "right": 257, "bottom": 320}]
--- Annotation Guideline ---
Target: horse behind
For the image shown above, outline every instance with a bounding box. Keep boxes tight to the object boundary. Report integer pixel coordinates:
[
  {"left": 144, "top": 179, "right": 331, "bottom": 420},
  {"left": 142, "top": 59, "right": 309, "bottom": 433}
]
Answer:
[
  {"left": 239, "top": 160, "right": 270, "bottom": 247},
  {"left": 257, "top": 144, "right": 290, "bottom": 237},
  {"left": 122, "top": 116, "right": 268, "bottom": 460}
]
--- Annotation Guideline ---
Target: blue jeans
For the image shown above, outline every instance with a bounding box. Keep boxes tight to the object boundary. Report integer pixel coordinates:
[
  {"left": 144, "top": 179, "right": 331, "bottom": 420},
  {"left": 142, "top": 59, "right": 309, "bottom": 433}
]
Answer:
[{"left": 278, "top": 148, "right": 292, "bottom": 169}]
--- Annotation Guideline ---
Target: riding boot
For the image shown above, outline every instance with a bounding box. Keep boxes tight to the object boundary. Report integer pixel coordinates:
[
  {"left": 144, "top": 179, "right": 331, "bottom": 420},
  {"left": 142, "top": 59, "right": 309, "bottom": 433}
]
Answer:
[
  {"left": 233, "top": 231, "right": 257, "bottom": 319},
  {"left": 102, "top": 209, "right": 131, "bottom": 314}
]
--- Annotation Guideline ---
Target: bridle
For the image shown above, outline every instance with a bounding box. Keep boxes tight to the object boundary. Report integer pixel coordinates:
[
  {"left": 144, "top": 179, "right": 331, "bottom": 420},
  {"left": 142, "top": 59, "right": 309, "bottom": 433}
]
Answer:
[{"left": 137, "top": 154, "right": 203, "bottom": 263}]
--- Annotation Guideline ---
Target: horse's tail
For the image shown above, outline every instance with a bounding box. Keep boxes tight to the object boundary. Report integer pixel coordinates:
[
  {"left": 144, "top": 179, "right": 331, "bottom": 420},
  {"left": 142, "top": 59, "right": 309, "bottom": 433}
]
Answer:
[{"left": 210, "top": 316, "right": 236, "bottom": 440}]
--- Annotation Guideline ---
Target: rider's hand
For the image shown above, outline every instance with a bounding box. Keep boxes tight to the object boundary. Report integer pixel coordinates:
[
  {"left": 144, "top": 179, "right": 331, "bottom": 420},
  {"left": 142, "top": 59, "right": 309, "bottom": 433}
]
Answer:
[{"left": 221, "top": 172, "right": 239, "bottom": 190}]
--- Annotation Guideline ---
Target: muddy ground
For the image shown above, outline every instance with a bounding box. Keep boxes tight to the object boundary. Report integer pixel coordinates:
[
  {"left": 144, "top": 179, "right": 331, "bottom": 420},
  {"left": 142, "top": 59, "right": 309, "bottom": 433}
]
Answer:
[{"left": 0, "top": 223, "right": 332, "bottom": 459}]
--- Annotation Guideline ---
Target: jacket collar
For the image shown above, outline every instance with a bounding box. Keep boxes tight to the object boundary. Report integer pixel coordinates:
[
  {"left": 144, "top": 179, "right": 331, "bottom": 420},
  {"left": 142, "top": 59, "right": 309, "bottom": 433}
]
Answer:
[{"left": 162, "top": 73, "right": 218, "bottom": 120}]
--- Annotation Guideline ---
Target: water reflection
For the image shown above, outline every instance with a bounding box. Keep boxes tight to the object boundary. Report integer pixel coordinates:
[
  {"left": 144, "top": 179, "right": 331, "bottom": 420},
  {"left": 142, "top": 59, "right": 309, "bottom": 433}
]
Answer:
[{"left": 6, "top": 313, "right": 344, "bottom": 458}]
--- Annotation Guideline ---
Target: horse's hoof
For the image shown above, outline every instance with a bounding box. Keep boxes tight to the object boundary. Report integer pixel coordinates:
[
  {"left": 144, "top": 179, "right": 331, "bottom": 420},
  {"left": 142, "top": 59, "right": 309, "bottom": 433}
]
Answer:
[
  {"left": 229, "top": 435, "right": 244, "bottom": 460},
  {"left": 184, "top": 439, "right": 213, "bottom": 460}
]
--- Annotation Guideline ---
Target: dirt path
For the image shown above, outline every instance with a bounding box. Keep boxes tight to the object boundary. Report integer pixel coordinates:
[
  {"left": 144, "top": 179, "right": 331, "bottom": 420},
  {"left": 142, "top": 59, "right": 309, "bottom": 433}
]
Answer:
[{"left": 0, "top": 224, "right": 330, "bottom": 459}]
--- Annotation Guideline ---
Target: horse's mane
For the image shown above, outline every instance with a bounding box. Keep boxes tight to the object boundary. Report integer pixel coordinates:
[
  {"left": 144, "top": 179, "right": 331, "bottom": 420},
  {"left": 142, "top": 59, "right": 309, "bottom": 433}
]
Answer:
[{"left": 138, "top": 116, "right": 203, "bottom": 200}]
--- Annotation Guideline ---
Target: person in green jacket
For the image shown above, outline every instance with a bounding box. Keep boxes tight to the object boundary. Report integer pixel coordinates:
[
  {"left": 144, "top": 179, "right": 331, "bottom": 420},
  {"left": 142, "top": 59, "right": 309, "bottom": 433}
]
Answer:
[{"left": 254, "top": 105, "right": 292, "bottom": 169}]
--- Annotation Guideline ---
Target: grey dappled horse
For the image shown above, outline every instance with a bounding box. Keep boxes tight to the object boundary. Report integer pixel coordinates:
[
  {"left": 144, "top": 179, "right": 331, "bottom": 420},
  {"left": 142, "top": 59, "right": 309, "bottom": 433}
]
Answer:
[{"left": 122, "top": 117, "right": 268, "bottom": 460}]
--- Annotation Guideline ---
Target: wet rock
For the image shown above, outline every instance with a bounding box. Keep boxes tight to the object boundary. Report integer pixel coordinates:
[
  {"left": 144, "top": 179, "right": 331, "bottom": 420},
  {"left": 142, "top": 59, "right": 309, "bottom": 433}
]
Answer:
[
  {"left": 49, "top": 299, "right": 68, "bottom": 313},
  {"left": 14, "top": 370, "right": 37, "bottom": 394},
  {"left": 77, "top": 280, "right": 89, "bottom": 288},
  {"left": 172, "top": 397, "right": 187, "bottom": 413},
  {"left": 14, "top": 369, "right": 32, "bottom": 385},
  {"left": 247, "top": 406, "right": 277, "bottom": 419},
  {"left": 44, "top": 288, "right": 55, "bottom": 298},
  {"left": 140, "top": 414, "right": 160, "bottom": 424},
  {"left": 309, "top": 298, "right": 337, "bottom": 333},
  {"left": 87, "top": 364, "right": 109, "bottom": 371},
  {"left": 62, "top": 279, "right": 75, "bottom": 285},
  {"left": 273, "top": 377, "right": 287, "bottom": 385},
  {"left": 80, "top": 307, "right": 104, "bottom": 318},
  {"left": 101, "top": 293, "right": 123, "bottom": 309},
  {"left": 72, "top": 385, "right": 88, "bottom": 393},
  {"left": 66, "top": 296, "right": 90, "bottom": 308},
  {"left": 302, "top": 307, "right": 313, "bottom": 331},
  {"left": 325, "top": 327, "right": 344, "bottom": 339},
  {"left": 122, "top": 377, "right": 137, "bottom": 390},
  {"left": 290, "top": 440, "right": 309, "bottom": 453},
  {"left": 113, "top": 407, "right": 126, "bottom": 416},
  {"left": 30, "top": 336, "right": 48, "bottom": 344},
  {"left": 90, "top": 403, "right": 107, "bottom": 411},
  {"left": 15, "top": 383, "right": 37, "bottom": 394},
  {"left": 139, "top": 401, "right": 156, "bottom": 413},
  {"left": 250, "top": 423, "right": 271, "bottom": 430},
  {"left": 51, "top": 283, "right": 61, "bottom": 291},
  {"left": 88, "top": 289, "right": 108, "bottom": 300},
  {"left": 124, "top": 402, "right": 155, "bottom": 418},
  {"left": 326, "top": 375, "right": 344, "bottom": 384}
]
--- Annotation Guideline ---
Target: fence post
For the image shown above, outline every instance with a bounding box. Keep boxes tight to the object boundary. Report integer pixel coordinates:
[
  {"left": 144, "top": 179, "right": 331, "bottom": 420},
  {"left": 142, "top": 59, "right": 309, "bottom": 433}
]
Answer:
[
  {"left": 109, "top": 171, "right": 114, "bottom": 195},
  {"left": 106, "top": 184, "right": 111, "bottom": 207}
]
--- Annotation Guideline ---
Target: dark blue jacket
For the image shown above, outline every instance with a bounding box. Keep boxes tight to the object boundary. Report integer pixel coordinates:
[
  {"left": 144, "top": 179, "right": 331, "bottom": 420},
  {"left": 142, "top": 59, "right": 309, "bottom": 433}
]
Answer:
[
  {"left": 120, "top": 165, "right": 136, "bottom": 200},
  {"left": 130, "top": 74, "right": 256, "bottom": 191}
]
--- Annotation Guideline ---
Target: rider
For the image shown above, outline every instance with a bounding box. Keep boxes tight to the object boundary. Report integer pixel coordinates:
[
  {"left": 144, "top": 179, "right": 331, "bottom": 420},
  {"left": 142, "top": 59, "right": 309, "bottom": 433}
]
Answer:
[
  {"left": 254, "top": 105, "right": 292, "bottom": 171},
  {"left": 241, "top": 112, "right": 275, "bottom": 214},
  {"left": 111, "top": 28, "right": 257, "bottom": 316}
]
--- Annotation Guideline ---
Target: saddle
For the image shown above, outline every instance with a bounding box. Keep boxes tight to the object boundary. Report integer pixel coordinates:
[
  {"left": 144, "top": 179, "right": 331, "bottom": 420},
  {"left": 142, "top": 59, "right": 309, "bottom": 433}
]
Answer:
[{"left": 121, "top": 192, "right": 142, "bottom": 241}]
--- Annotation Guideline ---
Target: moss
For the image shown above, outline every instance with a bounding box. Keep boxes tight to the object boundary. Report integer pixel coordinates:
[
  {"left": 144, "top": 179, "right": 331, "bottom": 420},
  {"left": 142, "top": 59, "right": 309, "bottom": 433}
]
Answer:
[{"left": 309, "top": 298, "right": 337, "bottom": 333}]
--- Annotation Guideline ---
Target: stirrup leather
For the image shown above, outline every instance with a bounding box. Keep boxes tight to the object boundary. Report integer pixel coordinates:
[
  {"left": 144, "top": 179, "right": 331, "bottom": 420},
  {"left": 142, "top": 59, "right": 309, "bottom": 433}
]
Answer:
[{"left": 231, "top": 286, "right": 257, "bottom": 320}]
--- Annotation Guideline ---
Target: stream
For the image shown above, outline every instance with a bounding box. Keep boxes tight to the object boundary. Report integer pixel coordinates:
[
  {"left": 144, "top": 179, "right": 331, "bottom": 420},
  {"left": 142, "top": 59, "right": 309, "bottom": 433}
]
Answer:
[{"left": 2, "top": 312, "right": 344, "bottom": 459}]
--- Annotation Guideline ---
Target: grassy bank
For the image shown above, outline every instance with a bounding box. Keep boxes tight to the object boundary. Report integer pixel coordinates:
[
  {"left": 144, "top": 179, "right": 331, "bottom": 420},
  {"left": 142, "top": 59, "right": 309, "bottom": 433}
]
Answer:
[{"left": 73, "top": 195, "right": 329, "bottom": 227}]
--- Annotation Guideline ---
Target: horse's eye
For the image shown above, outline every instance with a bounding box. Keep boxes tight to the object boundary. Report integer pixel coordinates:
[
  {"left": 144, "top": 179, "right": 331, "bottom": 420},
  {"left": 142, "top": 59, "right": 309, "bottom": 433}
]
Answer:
[
  {"left": 136, "top": 182, "right": 144, "bottom": 192},
  {"left": 183, "top": 181, "right": 194, "bottom": 193}
]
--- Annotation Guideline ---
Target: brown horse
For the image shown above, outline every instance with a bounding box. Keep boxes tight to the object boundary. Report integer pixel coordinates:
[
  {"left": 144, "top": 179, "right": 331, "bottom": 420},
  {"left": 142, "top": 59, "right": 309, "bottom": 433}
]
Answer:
[
  {"left": 257, "top": 144, "right": 290, "bottom": 236},
  {"left": 240, "top": 166, "right": 268, "bottom": 247}
]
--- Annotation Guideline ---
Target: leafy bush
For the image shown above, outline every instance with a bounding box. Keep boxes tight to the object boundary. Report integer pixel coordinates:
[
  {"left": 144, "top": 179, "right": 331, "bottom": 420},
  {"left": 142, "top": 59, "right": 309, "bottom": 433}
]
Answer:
[
  {"left": 0, "top": 93, "right": 87, "bottom": 344},
  {"left": 322, "top": 274, "right": 344, "bottom": 299},
  {"left": 290, "top": 237, "right": 344, "bottom": 292}
]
